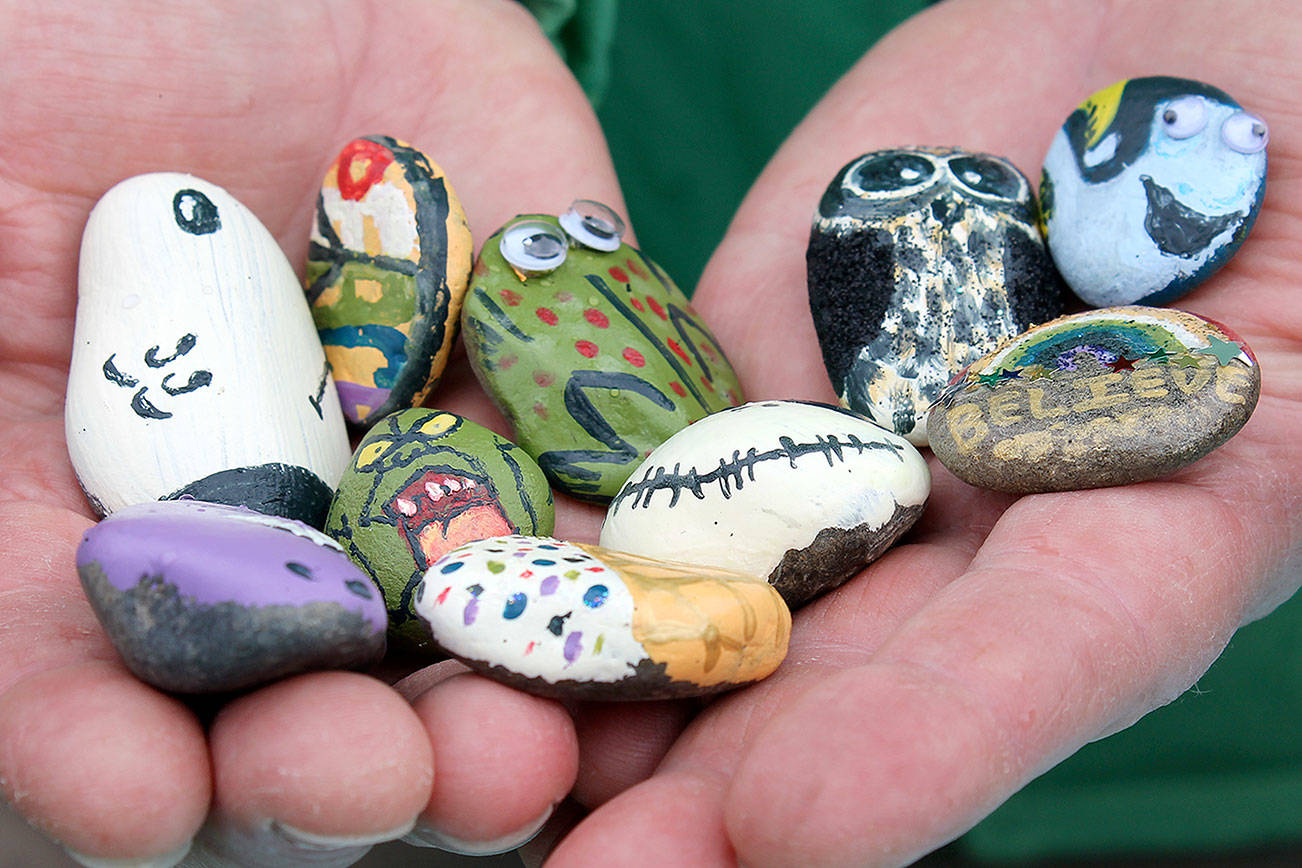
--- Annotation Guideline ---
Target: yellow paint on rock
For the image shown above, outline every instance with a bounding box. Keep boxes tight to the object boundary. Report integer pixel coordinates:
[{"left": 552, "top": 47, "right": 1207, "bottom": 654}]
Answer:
[
  {"left": 325, "top": 344, "right": 392, "bottom": 390},
  {"left": 578, "top": 545, "right": 791, "bottom": 688}
]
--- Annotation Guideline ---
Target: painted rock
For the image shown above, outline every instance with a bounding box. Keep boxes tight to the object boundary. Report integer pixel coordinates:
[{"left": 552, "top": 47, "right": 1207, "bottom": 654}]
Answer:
[
  {"left": 76, "top": 499, "right": 387, "bottom": 694},
  {"left": 602, "top": 401, "right": 930, "bottom": 607},
  {"left": 306, "top": 136, "right": 474, "bottom": 426},
  {"left": 66, "top": 173, "right": 352, "bottom": 527},
  {"left": 926, "top": 306, "right": 1260, "bottom": 493},
  {"left": 461, "top": 201, "right": 743, "bottom": 501},
  {"left": 413, "top": 535, "right": 790, "bottom": 700},
  {"left": 325, "top": 408, "right": 554, "bottom": 648},
  {"left": 1042, "top": 76, "right": 1268, "bottom": 307},
  {"left": 807, "top": 147, "right": 1065, "bottom": 446}
]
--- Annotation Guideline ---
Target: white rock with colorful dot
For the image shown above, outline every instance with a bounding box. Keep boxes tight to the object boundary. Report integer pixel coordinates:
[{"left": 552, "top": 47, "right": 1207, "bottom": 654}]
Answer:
[
  {"left": 601, "top": 400, "right": 930, "bottom": 606},
  {"left": 413, "top": 535, "right": 790, "bottom": 699}
]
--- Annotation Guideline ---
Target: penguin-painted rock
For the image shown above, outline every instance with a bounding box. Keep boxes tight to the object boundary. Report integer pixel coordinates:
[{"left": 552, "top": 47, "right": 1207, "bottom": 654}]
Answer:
[
  {"left": 1041, "top": 76, "right": 1268, "bottom": 306},
  {"left": 66, "top": 173, "right": 352, "bottom": 527}
]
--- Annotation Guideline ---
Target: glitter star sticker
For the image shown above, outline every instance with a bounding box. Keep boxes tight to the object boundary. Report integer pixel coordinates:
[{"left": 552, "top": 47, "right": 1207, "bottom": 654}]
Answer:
[
  {"left": 1107, "top": 355, "right": 1138, "bottom": 372},
  {"left": 1195, "top": 335, "right": 1244, "bottom": 366},
  {"left": 1146, "top": 347, "right": 1173, "bottom": 364},
  {"left": 1172, "top": 353, "right": 1203, "bottom": 368},
  {"left": 976, "top": 370, "right": 1002, "bottom": 388}
]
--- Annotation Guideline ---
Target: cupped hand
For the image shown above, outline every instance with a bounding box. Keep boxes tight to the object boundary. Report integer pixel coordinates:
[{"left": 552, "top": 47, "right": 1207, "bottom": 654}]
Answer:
[
  {"left": 540, "top": 1, "right": 1302, "bottom": 866},
  {"left": 0, "top": 1, "right": 616, "bottom": 864}
]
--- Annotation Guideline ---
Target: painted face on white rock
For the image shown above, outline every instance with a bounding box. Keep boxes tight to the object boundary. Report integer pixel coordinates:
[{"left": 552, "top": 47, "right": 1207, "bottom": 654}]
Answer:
[{"left": 66, "top": 173, "right": 351, "bottom": 526}]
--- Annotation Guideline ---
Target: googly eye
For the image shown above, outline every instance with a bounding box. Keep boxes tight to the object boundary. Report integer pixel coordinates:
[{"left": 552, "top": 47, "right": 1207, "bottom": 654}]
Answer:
[
  {"left": 559, "top": 200, "right": 625, "bottom": 251},
  {"left": 947, "top": 155, "right": 1026, "bottom": 200},
  {"left": 847, "top": 152, "right": 937, "bottom": 195},
  {"left": 499, "top": 219, "right": 568, "bottom": 274},
  {"left": 1221, "top": 111, "right": 1269, "bottom": 154},
  {"left": 172, "top": 189, "right": 221, "bottom": 235},
  {"left": 1159, "top": 96, "right": 1208, "bottom": 139}
]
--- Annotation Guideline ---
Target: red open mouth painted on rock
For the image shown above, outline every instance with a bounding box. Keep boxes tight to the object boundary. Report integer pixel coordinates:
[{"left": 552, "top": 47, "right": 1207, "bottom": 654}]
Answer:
[{"left": 386, "top": 469, "right": 512, "bottom": 569}]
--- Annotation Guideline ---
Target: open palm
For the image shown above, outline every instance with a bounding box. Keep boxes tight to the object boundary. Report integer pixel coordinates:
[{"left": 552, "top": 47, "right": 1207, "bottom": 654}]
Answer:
[{"left": 2, "top": 1, "right": 1299, "bottom": 867}]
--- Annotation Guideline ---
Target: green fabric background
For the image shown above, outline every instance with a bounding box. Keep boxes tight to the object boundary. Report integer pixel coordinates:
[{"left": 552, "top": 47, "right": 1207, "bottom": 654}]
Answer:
[{"left": 537, "top": 0, "right": 1302, "bottom": 861}]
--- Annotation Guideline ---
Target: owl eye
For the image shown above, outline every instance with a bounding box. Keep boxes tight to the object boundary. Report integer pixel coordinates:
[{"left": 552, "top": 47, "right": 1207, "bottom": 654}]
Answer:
[
  {"left": 849, "top": 152, "right": 937, "bottom": 193},
  {"left": 559, "top": 200, "right": 626, "bottom": 252},
  {"left": 1159, "top": 96, "right": 1208, "bottom": 139},
  {"left": 948, "top": 156, "right": 1024, "bottom": 200},
  {"left": 1221, "top": 111, "right": 1269, "bottom": 154},
  {"left": 172, "top": 189, "right": 221, "bottom": 235},
  {"left": 500, "top": 219, "right": 568, "bottom": 273}
]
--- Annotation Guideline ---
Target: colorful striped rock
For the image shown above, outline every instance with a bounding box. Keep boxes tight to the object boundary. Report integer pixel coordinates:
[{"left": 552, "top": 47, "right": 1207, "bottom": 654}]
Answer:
[
  {"left": 461, "top": 202, "right": 743, "bottom": 501},
  {"left": 927, "top": 306, "right": 1260, "bottom": 492},
  {"left": 325, "top": 409, "right": 554, "bottom": 648},
  {"left": 66, "top": 173, "right": 352, "bottom": 527},
  {"left": 307, "top": 136, "right": 473, "bottom": 426},
  {"left": 76, "top": 500, "right": 386, "bottom": 694},
  {"left": 602, "top": 401, "right": 930, "bottom": 607},
  {"left": 413, "top": 536, "right": 790, "bottom": 700}
]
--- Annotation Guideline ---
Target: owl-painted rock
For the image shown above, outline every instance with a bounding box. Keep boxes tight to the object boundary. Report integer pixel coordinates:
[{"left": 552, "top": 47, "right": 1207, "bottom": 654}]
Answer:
[
  {"left": 462, "top": 201, "right": 743, "bottom": 500},
  {"left": 1041, "top": 76, "right": 1268, "bottom": 307},
  {"left": 306, "top": 136, "right": 473, "bottom": 426},
  {"left": 325, "top": 408, "right": 554, "bottom": 647},
  {"left": 807, "top": 147, "right": 1065, "bottom": 446},
  {"left": 67, "top": 173, "right": 352, "bottom": 527}
]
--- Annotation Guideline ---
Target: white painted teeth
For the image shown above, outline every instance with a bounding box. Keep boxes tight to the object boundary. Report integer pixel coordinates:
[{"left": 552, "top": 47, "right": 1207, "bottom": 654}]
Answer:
[
  {"left": 445, "top": 479, "right": 462, "bottom": 491},
  {"left": 395, "top": 498, "right": 418, "bottom": 516}
]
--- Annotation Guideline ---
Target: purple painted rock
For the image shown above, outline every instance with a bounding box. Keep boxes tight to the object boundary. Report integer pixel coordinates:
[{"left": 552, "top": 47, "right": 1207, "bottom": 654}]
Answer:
[{"left": 76, "top": 499, "right": 387, "bottom": 693}]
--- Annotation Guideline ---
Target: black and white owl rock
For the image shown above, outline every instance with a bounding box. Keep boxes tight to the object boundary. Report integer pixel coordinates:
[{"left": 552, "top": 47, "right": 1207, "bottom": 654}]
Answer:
[
  {"left": 66, "top": 173, "right": 352, "bottom": 527},
  {"left": 806, "top": 147, "right": 1065, "bottom": 446}
]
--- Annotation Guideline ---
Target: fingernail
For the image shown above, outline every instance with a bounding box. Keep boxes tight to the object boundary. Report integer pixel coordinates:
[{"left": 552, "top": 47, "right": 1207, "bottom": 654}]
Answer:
[
  {"left": 64, "top": 840, "right": 191, "bottom": 868},
  {"left": 403, "top": 805, "right": 553, "bottom": 856},
  {"left": 183, "top": 815, "right": 415, "bottom": 868}
]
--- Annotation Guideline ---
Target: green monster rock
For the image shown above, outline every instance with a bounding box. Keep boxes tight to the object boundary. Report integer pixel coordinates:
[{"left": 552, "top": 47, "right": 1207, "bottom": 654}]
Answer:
[
  {"left": 462, "top": 201, "right": 743, "bottom": 501},
  {"left": 325, "top": 408, "right": 553, "bottom": 648}
]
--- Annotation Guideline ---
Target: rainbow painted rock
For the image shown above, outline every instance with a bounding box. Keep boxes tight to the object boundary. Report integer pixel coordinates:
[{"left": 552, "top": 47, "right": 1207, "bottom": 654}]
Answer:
[
  {"left": 1042, "top": 76, "right": 1268, "bottom": 307},
  {"left": 76, "top": 500, "right": 386, "bottom": 693},
  {"left": 413, "top": 535, "right": 790, "bottom": 700},
  {"left": 325, "top": 409, "right": 554, "bottom": 648},
  {"left": 461, "top": 203, "right": 743, "bottom": 500},
  {"left": 602, "top": 401, "right": 930, "bottom": 607},
  {"left": 306, "top": 136, "right": 473, "bottom": 426},
  {"left": 66, "top": 173, "right": 352, "bottom": 527},
  {"left": 927, "top": 306, "right": 1260, "bottom": 492},
  {"left": 807, "top": 147, "right": 1065, "bottom": 446}
]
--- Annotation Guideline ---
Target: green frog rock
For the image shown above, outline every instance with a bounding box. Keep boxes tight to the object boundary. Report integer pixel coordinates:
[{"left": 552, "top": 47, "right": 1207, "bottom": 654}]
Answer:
[{"left": 461, "top": 201, "right": 743, "bottom": 501}]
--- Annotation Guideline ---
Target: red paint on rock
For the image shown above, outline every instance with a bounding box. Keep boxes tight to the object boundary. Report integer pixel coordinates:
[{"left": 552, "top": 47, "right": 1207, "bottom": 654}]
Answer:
[
  {"left": 536, "top": 307, "right": 559, "bottom": 326},
  {"left": 584, "top": 308, "right": 610, "bottom": 328},
  {"left": 623, "top": 347, "right": 646, "bottom": 367},
  {"left": 336, "top": 139, "right": 394, "bottom": 201},
  {"left": 575, "top": 340, "right": 599, "bottom": 358}
]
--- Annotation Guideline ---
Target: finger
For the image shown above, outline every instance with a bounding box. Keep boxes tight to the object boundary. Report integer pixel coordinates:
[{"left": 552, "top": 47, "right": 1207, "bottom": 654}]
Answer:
[
  {"left": 403, "top": 672, "right": 578, "bottom": 854},
  {"left": 195, "top": 672, "right": 432, "bottom": 867}
]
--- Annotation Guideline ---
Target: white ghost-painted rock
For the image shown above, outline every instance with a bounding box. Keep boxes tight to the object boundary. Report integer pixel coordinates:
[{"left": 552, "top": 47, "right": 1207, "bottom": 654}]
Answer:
[
  {"left": 66, "top": 173, "right": 352, "bottom": 527},
  {"left": 601, "top": 400, "right": 930, "bottom": 606}
]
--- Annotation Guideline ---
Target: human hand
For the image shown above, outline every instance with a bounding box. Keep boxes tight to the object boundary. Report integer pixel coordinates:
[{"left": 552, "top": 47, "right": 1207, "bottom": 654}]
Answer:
[
  {"left": 534, "top": 1, "right": 1302, "bottom": 865},
  {"left": 0, "top": 1, "right": 617, "bottom": 864}
]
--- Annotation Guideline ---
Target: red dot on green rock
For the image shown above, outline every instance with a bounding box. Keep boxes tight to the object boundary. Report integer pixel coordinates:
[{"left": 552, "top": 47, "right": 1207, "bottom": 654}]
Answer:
[
  {"left": 626, "top": 258, "right": 648, "bottom": 279},
  {"left": 499, "top": 289, "right": 523, "bottom": 307},
  {"left": 670, "top": 381, "right": 687, "bottom": 397},
  {"left": 630, "top": 298, "right": 645, "bottom": 312},
  {"left": 668, "top": 338, "right": 692, "bottom": 365},
  {"left": 533, "top": 402, "right": 548, "bottom": 418},
  {"left": 646, "top": 297, "right": 667, "bottom": 320},
  {"left": 533, "top": 370, "right": 555, "bottom": 387},
  {"left": 536, "top": 307, "right": 558, "bottom": 326},
  {"left": 623, "top": 347, "right": 646, "bottom": 367},
  {"left": 576, "top": 340, "right": 599, "bottom": 358},
  {"left": 608, "top": 266, "right": 629, "bottom": 283},
  {"left": 584, "top": 308, "right": 610, "bottom": 328}
]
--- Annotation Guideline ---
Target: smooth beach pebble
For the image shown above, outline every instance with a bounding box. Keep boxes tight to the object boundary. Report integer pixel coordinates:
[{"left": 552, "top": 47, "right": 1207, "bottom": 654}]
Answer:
[
  {"left": 461, "top": 201, "right": 743, "bottom": 501},
  {"left": 306, "top": 136, "right": 474, "bottom": 426},
  {"left": 1041, "top": 76, "right": 1268, "bottom": 307},
  {"left": 66, "top": 173, "right": 352, "bottom": 527},
  {"left": 807, "top": 147, "right": 1065, "bottom": 445},
  {"left": 926, "top": 306, "right": 1260, "bottom": 493},
  {"left": 325, "top": 408, "right": 554, "bottom": 648},
  {"left": 601, "top": 401, "right": 929, "bottom": 607},
  {"left": 76, "top": 500, "right": 387, "bottom": 694},
  {"left": 413, "top": 535, "right": 790, "bottom": 700}
]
